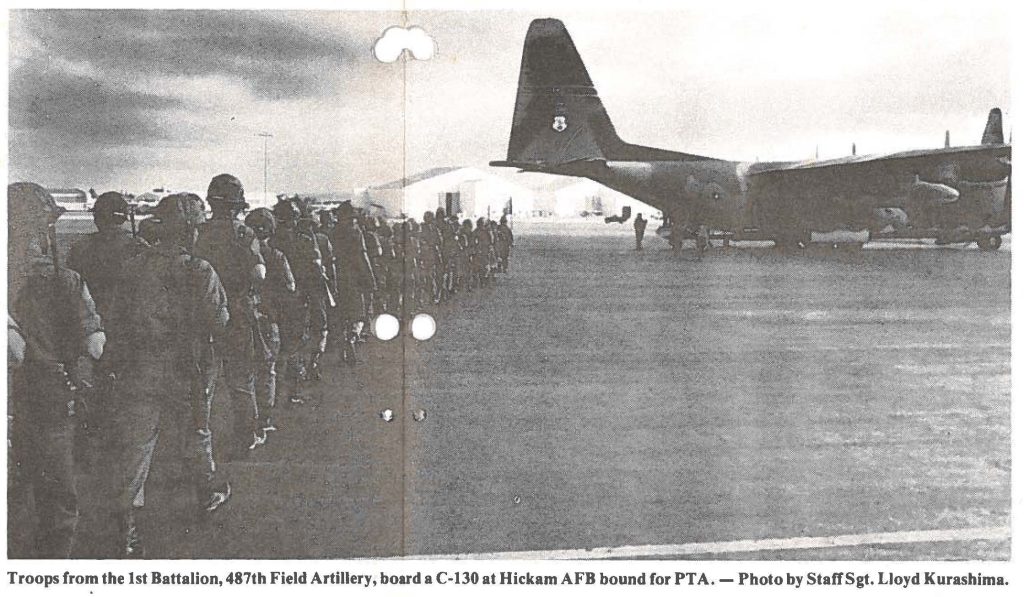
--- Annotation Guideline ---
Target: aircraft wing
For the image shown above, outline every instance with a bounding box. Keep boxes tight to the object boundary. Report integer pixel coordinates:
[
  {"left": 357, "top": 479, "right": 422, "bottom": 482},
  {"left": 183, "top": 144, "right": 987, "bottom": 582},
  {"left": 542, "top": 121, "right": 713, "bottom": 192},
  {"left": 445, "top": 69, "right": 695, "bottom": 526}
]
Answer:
[
  {"left": 746, "top": 143, "right": 1011, "bottom": 236},
  {"left": 749, "top": 144, "right": 1010, "bottom": 188}
]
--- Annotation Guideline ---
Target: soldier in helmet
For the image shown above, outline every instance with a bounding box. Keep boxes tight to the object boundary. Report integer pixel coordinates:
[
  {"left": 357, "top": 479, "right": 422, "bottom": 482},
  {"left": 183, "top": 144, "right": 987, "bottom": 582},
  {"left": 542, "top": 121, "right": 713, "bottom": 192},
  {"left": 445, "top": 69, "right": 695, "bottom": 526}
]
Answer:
[
  {"left": 245, "top": 208, "right": 295, "bottom": 437},
  {"left": 329, "top": 203, "right": 376, "bottom": 363},
  {"left": 192, "top": 174, "right": 266, "bottom": 454},
  {"left": 103, "top": 194, "right": 230, "bottom": 556},
  {"left": 419, "top": 210, "right": 443, "bottom": 304},
  {"left": 296, "top": 212, "right": 336, "bottom": 380},
  {"left": 269, "top": 199, "right": 322, "bottom": 403},
  {"left": 67, "top": 191, "right": 147, "bottom": 322},
  {"left": 8, "top": 183, "right": 105, "bottom": 558},
  {"left": 495, "top": 215, "right": 514, "bottom": 273}
]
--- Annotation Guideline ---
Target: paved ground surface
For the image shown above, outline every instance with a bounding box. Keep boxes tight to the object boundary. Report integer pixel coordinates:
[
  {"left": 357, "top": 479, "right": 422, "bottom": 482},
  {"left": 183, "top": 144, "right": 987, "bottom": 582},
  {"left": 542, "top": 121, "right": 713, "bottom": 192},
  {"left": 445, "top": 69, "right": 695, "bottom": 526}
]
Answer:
[{"left": 8, "top": 217, "right": 1011, "bottom": 559}]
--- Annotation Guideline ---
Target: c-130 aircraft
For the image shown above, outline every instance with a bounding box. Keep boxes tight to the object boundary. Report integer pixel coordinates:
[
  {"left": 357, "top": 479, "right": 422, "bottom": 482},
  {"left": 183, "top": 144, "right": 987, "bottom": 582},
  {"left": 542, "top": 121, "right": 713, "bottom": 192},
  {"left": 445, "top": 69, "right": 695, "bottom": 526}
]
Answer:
[{"left": 491, "top": 19, "right": 1011, "bottom": 250}]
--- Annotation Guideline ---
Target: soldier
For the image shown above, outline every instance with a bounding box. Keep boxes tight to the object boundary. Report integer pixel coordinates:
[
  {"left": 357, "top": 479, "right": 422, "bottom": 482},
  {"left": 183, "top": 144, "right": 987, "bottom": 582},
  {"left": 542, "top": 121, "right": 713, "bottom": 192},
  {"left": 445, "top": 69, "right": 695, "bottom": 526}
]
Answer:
[
  {"left": 245, "top": 208, "right": 296, "bottom": 437},
  {"left": 67, "top": 191, "right": 147, "bottom": 321},
  {"left": 495, "top": 215, "right": 514, "bottom": 272},
  {"left": 330, "top": 205, "right": 376, "bottom": 362},
  {"left": 389, "top": 221, "right": 409, "bottom": 312},
  {"left": 297, "top": 215, "right": 335, "bottom": 380},
  {"left": 633, "top": 212, "right": 648, "bottom": 251},
  {"left": 419, "top": 211, "right": 443, "bottom": 304},
  {"left": 473, "top": 218, "right": 494, "bottom": 287},
  {"left": 376, "top": 219, "right": 397, "bottom": 313},
  {"left": 696, "top": 223, "right": 711, "bottom": 260},
  {"left": 192, "top": 174, "right": 266, "bottom": 454},
  {"left": 459, "top": 219, "right": 475, "bottom": 291},
  {"left": 269, "top": 199, "right": 321, "bottom": 404},
  {"left": 405, "top": 219, "right": 424, "bottom": 306},
  {"left": 439, "top": 212, "right": 458, "bottom": 298},
  {"left": 103, "top": 194, "right": 230, "bottom": 557},
  {"left": 359, "top": 213, "right": 383, "bottom": 321},
  {"left": 8, "top": 183, "right": 105, "bottom": 558}
]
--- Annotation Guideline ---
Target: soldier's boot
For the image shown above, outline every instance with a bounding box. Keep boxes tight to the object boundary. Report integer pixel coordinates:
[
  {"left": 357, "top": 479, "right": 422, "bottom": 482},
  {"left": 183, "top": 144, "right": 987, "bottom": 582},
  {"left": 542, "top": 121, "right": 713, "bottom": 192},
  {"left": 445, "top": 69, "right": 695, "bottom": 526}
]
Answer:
[
  {"left": 342, "top": 331, "right": 358, "bottom": 365},
  {"left": 120, "top": 508, "right": 144, "bottom": 559},
  {"left": 309, "top": 351, "right": 323, "bottom": 382},
  {"left": 199, "top": 481, "right": 232, "bottom": 514}
]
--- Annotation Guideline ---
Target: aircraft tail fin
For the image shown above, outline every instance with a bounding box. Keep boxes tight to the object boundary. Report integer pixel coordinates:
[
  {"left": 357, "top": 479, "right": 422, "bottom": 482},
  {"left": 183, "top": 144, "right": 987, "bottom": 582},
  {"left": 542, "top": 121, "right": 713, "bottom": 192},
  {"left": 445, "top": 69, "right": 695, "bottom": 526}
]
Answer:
[
  {"left": 982, "top": 108, "right": 1004, "bottom": 145},
  {"left": 497, "top": 19, "right": 619, "bottom": 167}
]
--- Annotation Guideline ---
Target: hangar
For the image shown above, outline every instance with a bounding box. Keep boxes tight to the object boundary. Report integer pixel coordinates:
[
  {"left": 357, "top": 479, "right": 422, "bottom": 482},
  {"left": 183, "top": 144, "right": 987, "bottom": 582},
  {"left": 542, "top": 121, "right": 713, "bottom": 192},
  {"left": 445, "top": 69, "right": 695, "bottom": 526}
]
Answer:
[{"left": 364, "top": 166, "right": 535, "bottom": 220}]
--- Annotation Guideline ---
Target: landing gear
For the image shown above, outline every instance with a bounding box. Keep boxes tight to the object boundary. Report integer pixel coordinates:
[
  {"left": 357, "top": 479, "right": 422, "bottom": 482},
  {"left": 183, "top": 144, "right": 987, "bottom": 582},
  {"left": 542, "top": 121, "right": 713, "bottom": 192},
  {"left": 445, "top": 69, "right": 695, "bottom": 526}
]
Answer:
[
  {"left": 775, "top": 231, "right": 811, "bottom": 250},
  {"left": 976, "top": 235, "right": 1002, "bottom": 251}
]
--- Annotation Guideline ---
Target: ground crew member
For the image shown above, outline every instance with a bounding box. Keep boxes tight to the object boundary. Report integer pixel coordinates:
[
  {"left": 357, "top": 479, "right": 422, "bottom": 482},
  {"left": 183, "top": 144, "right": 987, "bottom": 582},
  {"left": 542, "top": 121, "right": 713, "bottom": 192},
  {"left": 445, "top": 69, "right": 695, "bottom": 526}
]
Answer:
[
  {"left": 192, "top": 174, "right": 265, "bottom": 454},
  {"left": 696, "top": 223, "right": 711, "bottom": 260},
  {"left": 103, "top": 194, "right": 230, "bottom": 557},
  {"left": 67, "top": 191, "right": 147, "bottom": 321},
  {"left": 245, "top": 208, "right": 296, "bottom": 438},
  {"left": 633, "top": 212, "right": 648, "bottom": 251},
  {"left": 269, "top": 199, "right": 322, "bottom": 403},
  {"left": 8, "top": 182, "right": 105, "bottom": 558}
]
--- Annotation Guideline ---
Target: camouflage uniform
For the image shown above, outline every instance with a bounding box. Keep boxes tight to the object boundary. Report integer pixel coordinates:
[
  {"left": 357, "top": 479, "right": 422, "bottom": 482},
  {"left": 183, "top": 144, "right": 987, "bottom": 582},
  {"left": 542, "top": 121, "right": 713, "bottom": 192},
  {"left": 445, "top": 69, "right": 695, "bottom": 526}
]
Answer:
[
  {"left": 245, "top": 208, "right": 295, "bottom": 434},
  {"left": 104, "top": 194, "right": 230, "bottom": 556},
  {"left": 8, "top": 183, "right": 104, "bottom": 558},
  {"left": 192, "top": 175, "right": 265, "bottom": 455},
  {"left": 66, "top": 192, "right": 147, "bottom": 321},
  {"left": 269, "top": 201, "right": 322, "bottom": 402}
]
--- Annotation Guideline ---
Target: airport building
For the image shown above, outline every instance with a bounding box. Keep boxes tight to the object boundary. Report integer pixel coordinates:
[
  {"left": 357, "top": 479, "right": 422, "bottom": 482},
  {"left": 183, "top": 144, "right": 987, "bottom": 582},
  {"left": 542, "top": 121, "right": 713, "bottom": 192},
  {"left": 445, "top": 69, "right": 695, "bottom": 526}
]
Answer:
[
  {"left": 531, "top": 178, "right": 655, "bottom": 219},
  {"left": 363, "top": 166, "right": 535, "bottom": 220}
]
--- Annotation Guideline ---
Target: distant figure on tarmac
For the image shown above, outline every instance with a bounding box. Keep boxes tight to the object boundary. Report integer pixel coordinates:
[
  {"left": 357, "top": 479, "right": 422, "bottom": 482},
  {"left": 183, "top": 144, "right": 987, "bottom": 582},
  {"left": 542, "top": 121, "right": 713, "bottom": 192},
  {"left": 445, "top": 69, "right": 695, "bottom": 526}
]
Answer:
[
  {"left": 670, "top": 220, "right": 683, "bottom": 254},
  {"left": 633, "top": 213, "right": 648, "bottom": 251},
  {"left": 695, "top": 224, "right": 711, "bottom": 260}
]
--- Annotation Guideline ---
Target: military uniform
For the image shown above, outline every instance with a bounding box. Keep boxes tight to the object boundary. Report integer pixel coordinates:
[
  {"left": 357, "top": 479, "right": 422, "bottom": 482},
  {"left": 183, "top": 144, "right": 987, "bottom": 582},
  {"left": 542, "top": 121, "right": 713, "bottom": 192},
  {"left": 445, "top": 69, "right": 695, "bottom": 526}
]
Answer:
[
  {"left": 495, "top": 218, "right": 514, "bottom": 272},
  {"left": 192, "top": 175, "right": 265, "bottom": 455},
  {"left": 331, "top": 213, "right": 376, "bottom": 361},
  {"left": 633, "top": 214, "right": 647, "bottom": 251},
  {"left": 104, "top": 195, "right": 230, "bottom": 556},
  {"left": 246, "top": 208, "right": 296, "bottom": 434},
  {"left": 269, "top": 201, "right": 322, "bottom": 400},
  {"left": 8, "top": 182, "right": 104, "bottom": 558},
  {"left": 66, "top": 192, "right": 147, "bottom": 321}
]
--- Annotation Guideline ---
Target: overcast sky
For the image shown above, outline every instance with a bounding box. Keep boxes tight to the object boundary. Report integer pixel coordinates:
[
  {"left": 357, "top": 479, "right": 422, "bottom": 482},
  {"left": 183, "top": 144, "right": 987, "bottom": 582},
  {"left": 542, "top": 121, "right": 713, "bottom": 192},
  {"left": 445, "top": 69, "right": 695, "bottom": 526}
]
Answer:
[{"left": 7, "top": 3, "right": 1011, "bottom": 199}]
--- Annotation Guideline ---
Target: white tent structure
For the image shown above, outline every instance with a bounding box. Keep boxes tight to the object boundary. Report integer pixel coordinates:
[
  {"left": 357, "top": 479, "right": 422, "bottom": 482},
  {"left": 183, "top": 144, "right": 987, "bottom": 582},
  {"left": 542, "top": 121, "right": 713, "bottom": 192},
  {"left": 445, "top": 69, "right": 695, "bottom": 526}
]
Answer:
[
  {"left": 549, "top": 179, "right": 655, "bottom": 219},
  {"left": 365, "top": 166, "right": 535, "bottom": 220}
]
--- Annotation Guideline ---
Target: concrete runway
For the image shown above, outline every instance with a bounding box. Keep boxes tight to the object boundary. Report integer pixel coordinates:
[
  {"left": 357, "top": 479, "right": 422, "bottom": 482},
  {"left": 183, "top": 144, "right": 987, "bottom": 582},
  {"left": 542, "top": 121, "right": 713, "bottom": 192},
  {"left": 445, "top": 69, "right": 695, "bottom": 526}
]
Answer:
[{"left": 8, "top": 219, "right": 1010, "bottom": 559}]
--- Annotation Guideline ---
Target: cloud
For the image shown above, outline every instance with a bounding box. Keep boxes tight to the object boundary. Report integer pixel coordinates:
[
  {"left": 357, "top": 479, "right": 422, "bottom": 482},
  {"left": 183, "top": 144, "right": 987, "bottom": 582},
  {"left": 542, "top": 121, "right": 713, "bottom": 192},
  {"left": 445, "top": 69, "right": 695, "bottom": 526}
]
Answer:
[
  {"left": 11, "top": 10, "right": 357, "bottom": 101},
  {"left": 9, "top": 59, "right": 185, "bottom": 145}
]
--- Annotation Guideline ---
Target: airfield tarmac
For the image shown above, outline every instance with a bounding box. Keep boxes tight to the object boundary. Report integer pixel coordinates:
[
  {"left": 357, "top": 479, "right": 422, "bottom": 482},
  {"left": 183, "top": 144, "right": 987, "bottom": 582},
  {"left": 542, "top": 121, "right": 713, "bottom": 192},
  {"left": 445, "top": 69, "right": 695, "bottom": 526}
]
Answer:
[{"left": 9, "top": 217, "right": 1010, "bottom": 559}]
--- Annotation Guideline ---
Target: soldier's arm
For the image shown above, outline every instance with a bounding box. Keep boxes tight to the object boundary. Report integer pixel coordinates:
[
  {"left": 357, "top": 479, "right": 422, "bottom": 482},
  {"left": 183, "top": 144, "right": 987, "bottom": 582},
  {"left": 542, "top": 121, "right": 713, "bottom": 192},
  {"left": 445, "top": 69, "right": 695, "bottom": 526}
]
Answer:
[
  {"left": 196, "top": 262, "right": 230, "bottom": 331},
  {"left": 65, "top": 270, "right": 105, "bottom": 360},
  {"left": 280, "top": 252, "right": 296, "bottom": 294},
  {"left": 358, "top": 235, "right": 377, "bottom": 289},
  {"left": 322, "top": 237, "right": 338, "bottom": 293},
  {"left": 248, "top": 234, "right": 267, "bottom": 281}
]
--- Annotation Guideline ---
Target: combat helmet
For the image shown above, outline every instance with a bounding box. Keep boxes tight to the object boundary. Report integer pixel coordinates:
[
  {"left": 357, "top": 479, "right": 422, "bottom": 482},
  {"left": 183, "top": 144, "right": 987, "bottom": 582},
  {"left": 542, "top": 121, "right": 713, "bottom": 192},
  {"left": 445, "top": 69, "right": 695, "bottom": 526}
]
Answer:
[
  {"left": 92, "top": 191, "right": 131, "bottom": 228},
  {"left": 8, "top": 182, "right": 64, "bottom": 234},
  {"left": 206, "top": 174, "right": 248, "bottom": 211},
  {"left": 245, "top": 207, "right": 277, "bottom": 240},
  {"left": 272, "top": 198, "right": 301, "bottom": 228}
]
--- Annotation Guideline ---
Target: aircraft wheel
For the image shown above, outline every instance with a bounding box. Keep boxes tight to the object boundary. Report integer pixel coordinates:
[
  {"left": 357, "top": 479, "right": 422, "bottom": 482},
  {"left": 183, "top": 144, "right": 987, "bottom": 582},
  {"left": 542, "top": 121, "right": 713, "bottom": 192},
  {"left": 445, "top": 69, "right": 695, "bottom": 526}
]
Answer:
[{"left": 976, "top": 235, "right": 1002, "bottom": 251}]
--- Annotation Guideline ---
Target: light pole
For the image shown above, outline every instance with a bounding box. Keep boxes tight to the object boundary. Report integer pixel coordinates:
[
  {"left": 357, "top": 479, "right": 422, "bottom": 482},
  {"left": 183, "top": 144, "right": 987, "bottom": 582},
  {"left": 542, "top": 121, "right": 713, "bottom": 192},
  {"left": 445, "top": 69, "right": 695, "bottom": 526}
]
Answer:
[{"left": 257, "top": 132, "right": 273, "bottom": 204}]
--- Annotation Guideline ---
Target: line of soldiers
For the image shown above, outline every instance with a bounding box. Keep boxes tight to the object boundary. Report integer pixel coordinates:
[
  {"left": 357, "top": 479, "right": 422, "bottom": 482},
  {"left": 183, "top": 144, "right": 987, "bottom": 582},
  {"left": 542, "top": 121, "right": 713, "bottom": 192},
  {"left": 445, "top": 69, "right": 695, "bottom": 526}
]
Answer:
[{"left": 7, "top": 176, "right": 515, "bottom": 559}]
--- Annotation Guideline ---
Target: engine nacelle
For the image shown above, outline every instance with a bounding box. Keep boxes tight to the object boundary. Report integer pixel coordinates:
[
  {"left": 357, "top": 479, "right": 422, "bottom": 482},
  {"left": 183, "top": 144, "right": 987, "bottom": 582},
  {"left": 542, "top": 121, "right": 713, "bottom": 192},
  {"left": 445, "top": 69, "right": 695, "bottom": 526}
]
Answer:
[
  {"left": 909, "top": 178, "right": 960, "bottom": 206},
  {"left": 872, "top": 207, "right": 908, "bottom": 228}
]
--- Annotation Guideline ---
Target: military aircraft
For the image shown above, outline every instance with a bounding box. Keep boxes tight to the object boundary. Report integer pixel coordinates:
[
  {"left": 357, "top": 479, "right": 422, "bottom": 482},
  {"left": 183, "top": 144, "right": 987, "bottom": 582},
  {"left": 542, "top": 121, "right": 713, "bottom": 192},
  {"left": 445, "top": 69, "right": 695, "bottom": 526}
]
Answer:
[{"left": 491, "top": 19, "right": 1011, "bottom": 250}]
